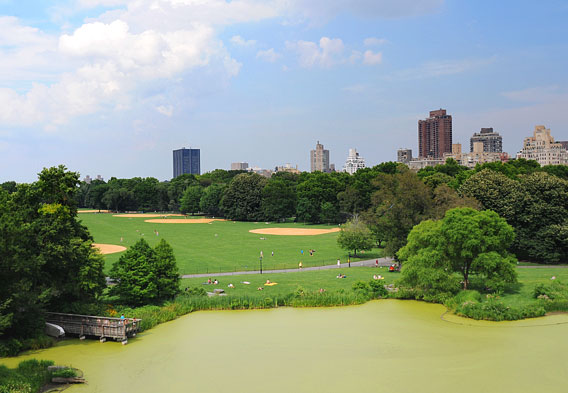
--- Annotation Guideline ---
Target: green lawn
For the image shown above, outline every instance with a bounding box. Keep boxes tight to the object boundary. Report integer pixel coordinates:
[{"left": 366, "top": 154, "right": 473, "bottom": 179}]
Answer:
[
  {"left": 79, "top": 213, "right": 383, "bottom": 274},
  {"left": 500, "top": 267, "right": 568, "bottom": 307},
  {"left": 181, "top": 266, "right": 568, "bottom": 309},
  {"left": 181, "top": 266, "right": 397, "bottom": 296}
]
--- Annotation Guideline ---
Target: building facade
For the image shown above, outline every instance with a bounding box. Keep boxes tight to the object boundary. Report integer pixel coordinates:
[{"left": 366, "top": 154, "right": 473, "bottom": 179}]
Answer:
[
  {"left": 470, "top": 127, "right": 503, "bottom": 153},
  {"left": 445, "top": 142, "right": 508, "bottom": 169},
  {"left": 343, "top": 148, "right": 366, "bottom": 174},
  {"left": 231, "top": 162, "right": 249, "bottom": 170},
  {"left": 397, "top": 148, "right": 413, "bottom": 164},
  {"left": 418, "top": 109, "right": 453, "bottom": 158},
  {"left": 518, "top": 126, "right": 568, "bottom": 165},
  {"left": 310, "top": 141, "right": 331, "bottom": 172},
  {"left": 173, "top": 147, "right": 200, "bottom": 178},
  {"left": 274, "top": 163, "right": 300, "bottom": 174}
]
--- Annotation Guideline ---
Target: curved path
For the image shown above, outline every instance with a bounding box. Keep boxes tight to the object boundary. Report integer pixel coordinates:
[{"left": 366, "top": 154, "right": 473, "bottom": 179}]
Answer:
[{"left": 181, "top": 257, "right": 395, "bottom": 279}]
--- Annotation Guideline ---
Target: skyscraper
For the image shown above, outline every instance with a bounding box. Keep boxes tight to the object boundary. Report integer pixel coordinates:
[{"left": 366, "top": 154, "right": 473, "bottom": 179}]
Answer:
[
  {"left": 343, "top": 148, "right": 366, "bottom": 174},
  {"left": 310, "top": 141, "right": 330, "bottom": 172},
  {"left": 470, "top": 128, "right": 503, "bottom": 153},
  {"left": 173, "top": 147, "right": 200, "bottom": 178},
  {"left": 418, "top": 109, "right": 452, "bottom": 158},
  {"left": 518, "top": 126, "right": 568, "bottom": 165}
]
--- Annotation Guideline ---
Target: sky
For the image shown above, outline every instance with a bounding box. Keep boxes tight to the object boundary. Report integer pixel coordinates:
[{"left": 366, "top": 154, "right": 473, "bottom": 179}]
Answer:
[{"left": 1, "top": 0, "right": 567, "bottom": 182}]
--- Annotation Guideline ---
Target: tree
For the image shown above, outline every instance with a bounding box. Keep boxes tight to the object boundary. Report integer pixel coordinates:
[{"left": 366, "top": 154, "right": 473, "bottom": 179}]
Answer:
[
  {"left": 220, "top": 173, "right": 267, "bottom": 221},
  {"left": 110, "top": 239, "right": 158, "bottom": 306},
  {"left": 398, "top": 208, "right": 518, "bottom": 296},
  {"left": 337, "top": 217, "right": 374, "bottom": 256},
  {"left": 153, "top": 239, "right": 181, "bottom": 300},
  {"left": 296, "top": 172, "right": 342, "bottom": 224},
  {"left": 109, "top": 238, "right": 180, "bottom": 305},
  {"left": 0, "top": 166, "right": 105, "bottom": 338},
  {"left": 261, "top": 179, "right": 296, "bottom": 221},
  {"left": 180, "top": 185, "right": 203, "bottom": 215},
  {"left": 366, "top": 169, "right": 432, "bottom": 257},
  {"left": 199, "top": 183, "right": 226, "bottom": 216},
  {"left": 460, "top": 170, "right": 568, "bottom": 263}
]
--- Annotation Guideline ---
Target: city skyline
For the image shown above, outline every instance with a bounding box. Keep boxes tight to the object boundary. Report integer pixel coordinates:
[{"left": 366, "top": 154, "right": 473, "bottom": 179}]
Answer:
[{"left": 1, "top": 1, "right": 567, "bottom": 182}]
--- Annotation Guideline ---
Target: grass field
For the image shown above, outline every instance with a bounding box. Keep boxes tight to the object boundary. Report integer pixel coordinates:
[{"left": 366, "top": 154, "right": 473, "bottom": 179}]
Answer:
[
  {"left": 79, "top": 213, "right": 383, "bottom": 274},
  {"left": 181, "top": 266, "right": 397, "bottom": 295}
]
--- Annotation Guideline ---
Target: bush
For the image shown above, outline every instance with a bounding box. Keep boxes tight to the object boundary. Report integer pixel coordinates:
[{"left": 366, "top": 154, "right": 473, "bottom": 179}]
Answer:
[
  {"left": 352, "top": 281, "right": 371, "bottom": 299},
  {"left": 533, "top": 280, "right": 568, "bottom": 300},
  {"left": 51, "top": 368, "right": 77, "bottom": 378},
  {"left": 0, "top": 359, "right": 54, "bottom": 393},
  {"left": 368, "top": 280, "right": 388, "bottom": 298},
  {"left": 453, "top": 294, "right": 546, "bottom": 321},
  {"left": 0, "top": 339, "right": 22, "bottom": 357}
]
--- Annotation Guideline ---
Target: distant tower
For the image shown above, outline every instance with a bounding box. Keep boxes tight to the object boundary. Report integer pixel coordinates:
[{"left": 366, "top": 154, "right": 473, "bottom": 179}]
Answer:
[
  {"left": 418, "top": 109, "right": 453, "bottom": 158},
  {"left": 173, "top": 147, "right": 200, "bottom": 178},
  {"left": 470, "top": 128, "right": 503, "bottom": 153},
  {"left": 310, "top": 141, "right": 330, "bottom": 172},
  {"left": 343, "top": 149, "right": 366, "bottom": 174},
  {"left": 397, "top": 148, "right": 413, "bottom": 164}
]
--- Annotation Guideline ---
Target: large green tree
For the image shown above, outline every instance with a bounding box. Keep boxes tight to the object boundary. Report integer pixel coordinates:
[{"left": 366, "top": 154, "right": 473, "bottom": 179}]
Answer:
[
  {"left": 296, "top": 172, "right": 342, "bottom": 224},
  {"left": 199, "top": 183, "right": 226, "bottom": 217},
  {"left": 109, "top": 238, "right": 180, "bottom": 306},
  {"left": 337, "top": 217, "right": 374, "bottom": 256},
  {"left": 460, "top": 170, "right": 568, "bottom": 263},
  {"left": 365, "top": 169, "right": 432, "bottom": 257},
  {"left": 398, "top": 208, "right": 518, "bottom": 297},
  {"left": 180, "top": 185, "right": 204, "bottom": 215},
  {"left": 220, "top": 173, "right": 267, "bottom": 221},
  {"left": 261, "top": 179, "right": 296, "bottom": 221},
  {"left": 0, "top": 166, "right": 106, "bottom": 338}
]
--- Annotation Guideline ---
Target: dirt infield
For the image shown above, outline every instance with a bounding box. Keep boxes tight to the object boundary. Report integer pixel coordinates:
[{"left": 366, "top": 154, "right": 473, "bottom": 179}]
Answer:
[
  {"left": 92, "top": 243, "right": 127, "bottom": 254},
  {"left": 113, "top": 214, "right": 185, "bottom": 218},
  {"left": 144, "top": 218, "right": 226, "bottom": 224},
  {"left": 79, "top": 210, "right": 111, "bottom": 213},
  {"left": 248, "top": 228, "right": 341, "bottom": 236}
]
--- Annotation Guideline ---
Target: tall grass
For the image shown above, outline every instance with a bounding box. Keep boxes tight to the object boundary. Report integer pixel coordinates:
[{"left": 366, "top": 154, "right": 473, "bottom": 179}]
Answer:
[{"left": 0, "top": 359, "right": 54, "bottom": 393}]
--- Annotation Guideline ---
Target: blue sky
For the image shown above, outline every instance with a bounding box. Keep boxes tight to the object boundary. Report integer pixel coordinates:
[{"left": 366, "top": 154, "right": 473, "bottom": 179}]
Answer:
[{"left": 1, "top": 0, "right": 567, "bottom": 182}]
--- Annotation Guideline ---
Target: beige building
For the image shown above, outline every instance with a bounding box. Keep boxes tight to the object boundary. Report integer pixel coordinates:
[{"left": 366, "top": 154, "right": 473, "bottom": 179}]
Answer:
[
  {"left": 231, "top": 162, "right": 249, "bottom": 170},
  {"left": 518, "top": 126, "right": 568, "bottom": 165},
  {"left": 444, "top": 143, "right": 508, "bottom": 169},
  {"left": 310, "top": 141, "right": 331, "bottom": 172},
  {"left": 274, "top": 163, "right": 301, "bottom": 174}
]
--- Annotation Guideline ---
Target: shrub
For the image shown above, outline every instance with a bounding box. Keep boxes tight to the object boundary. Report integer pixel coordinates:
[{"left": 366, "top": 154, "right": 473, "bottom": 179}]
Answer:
[{"left": 368, "top": 280, "right": 388, "bottom": 298}]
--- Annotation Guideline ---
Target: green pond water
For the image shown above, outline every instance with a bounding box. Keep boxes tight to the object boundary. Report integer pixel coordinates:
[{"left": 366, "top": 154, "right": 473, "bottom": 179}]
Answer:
[{"left": 3, "top": 300, "right": 568, "bottom": 393}]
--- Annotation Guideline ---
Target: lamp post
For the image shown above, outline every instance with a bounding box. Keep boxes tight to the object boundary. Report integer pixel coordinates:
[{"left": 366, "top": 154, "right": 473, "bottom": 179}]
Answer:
[
  {"left": 259, "top": 256, "right": 263, "bottom": 274},
  {"left": 348, "top": 253, "right": 351, "bottom": 268}
]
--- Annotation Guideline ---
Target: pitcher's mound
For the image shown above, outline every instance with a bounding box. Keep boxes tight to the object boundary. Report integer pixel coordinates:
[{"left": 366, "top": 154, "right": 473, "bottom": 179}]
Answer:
[
  {"left": 249, "top": 228, "right": 340, "bottom": 236},
  {"left": 113, "top": 213, "right": 185, "bottom": 218},
  {"left": 93, "top": 243, "right": 127, "bottom": 254},
  {"left": 144, "top": 218, "right": 226, "bottom": 224}
]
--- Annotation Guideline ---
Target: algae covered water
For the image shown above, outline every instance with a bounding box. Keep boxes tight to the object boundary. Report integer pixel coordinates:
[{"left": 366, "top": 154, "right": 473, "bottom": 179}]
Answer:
[{"left": 2, "top": 300, "right": 568, "bottom": 393}]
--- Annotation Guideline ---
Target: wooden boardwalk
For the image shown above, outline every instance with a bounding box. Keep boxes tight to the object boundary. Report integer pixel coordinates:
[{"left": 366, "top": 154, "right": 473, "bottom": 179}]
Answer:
[{"left": 46, "top": 312, "right": 141, "bottom": 342}]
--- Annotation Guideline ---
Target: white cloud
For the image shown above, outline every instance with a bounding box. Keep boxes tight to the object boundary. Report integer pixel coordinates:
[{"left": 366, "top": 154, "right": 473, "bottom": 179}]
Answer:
[
  {"left": 156, "top": 105, "right": 173, "bottom": 116},
  {"left": 363, "top": 37, "right": 387, "bottom": 46},
  {"left": 0, "top": 15, "right": 241, "bottom": 128},
  {"left": 286, "top": 37, "right": 345, "bottom": 68},
  {"left": 392, "top": 57, "right": 495, "bottom": 80},
  {"left": 501, "top": 86, "right": 562, "bottom": 103},
  {"left": 363, "top": 50, "right": 382, "bottom": 65},
  {"left": 256, "top": 48, "right": 281, "bottom": 62},
  {"left": 230, "top": 35, "right": 257, "bottom": 47}
]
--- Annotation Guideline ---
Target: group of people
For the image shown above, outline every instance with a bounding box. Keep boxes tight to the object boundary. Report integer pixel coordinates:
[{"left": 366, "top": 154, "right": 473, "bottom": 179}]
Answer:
[
  {"left": 373, "top": 274, "right": 384, "bottom": 280},
  {"left": 336, "top": 273, "right": 347, "bottom": 279},
  {"left": 206, "top": 278, "right": 219, "bottom": 285}
]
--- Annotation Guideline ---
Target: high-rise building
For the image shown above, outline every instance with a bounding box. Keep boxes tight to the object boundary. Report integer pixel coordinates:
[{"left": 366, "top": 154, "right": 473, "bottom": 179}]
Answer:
[
  {"left": 518, "top": 126, "right": 568, "bottom": 165},
  {"left": 173, "top": 147, "right": 200, "bottom": 178},
  {"left": 343, "top": 149, "right": 366, "bottom": 175},
  {"left": 397, "top": 148, "right": 413, "bottom": 164},
  {"left": 231, "top": 162, "right": 249, "bottom": 170},
  {"left": 418, "top": 109, "right": 452, "bottom": 158},
  {"left": 310, "top": 141, "right": 330, "bottom": 172},
  {"left": 470, "top": 128, "right": 503, "bottom": 153}
]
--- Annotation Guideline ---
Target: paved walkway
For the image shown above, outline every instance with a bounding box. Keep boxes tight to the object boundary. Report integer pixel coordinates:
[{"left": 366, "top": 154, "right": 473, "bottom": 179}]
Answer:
[{"left": 181, "top": 257, "right": 395, "bottom": 279}]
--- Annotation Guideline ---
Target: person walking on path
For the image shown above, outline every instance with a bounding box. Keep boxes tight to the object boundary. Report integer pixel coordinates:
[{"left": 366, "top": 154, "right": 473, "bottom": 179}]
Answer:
[
  {"left": 337, "top": 259, "right": 341, "bottom": 267},
  {"left": 299, "top": 261, "right": 303, "bottom": 269}
]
